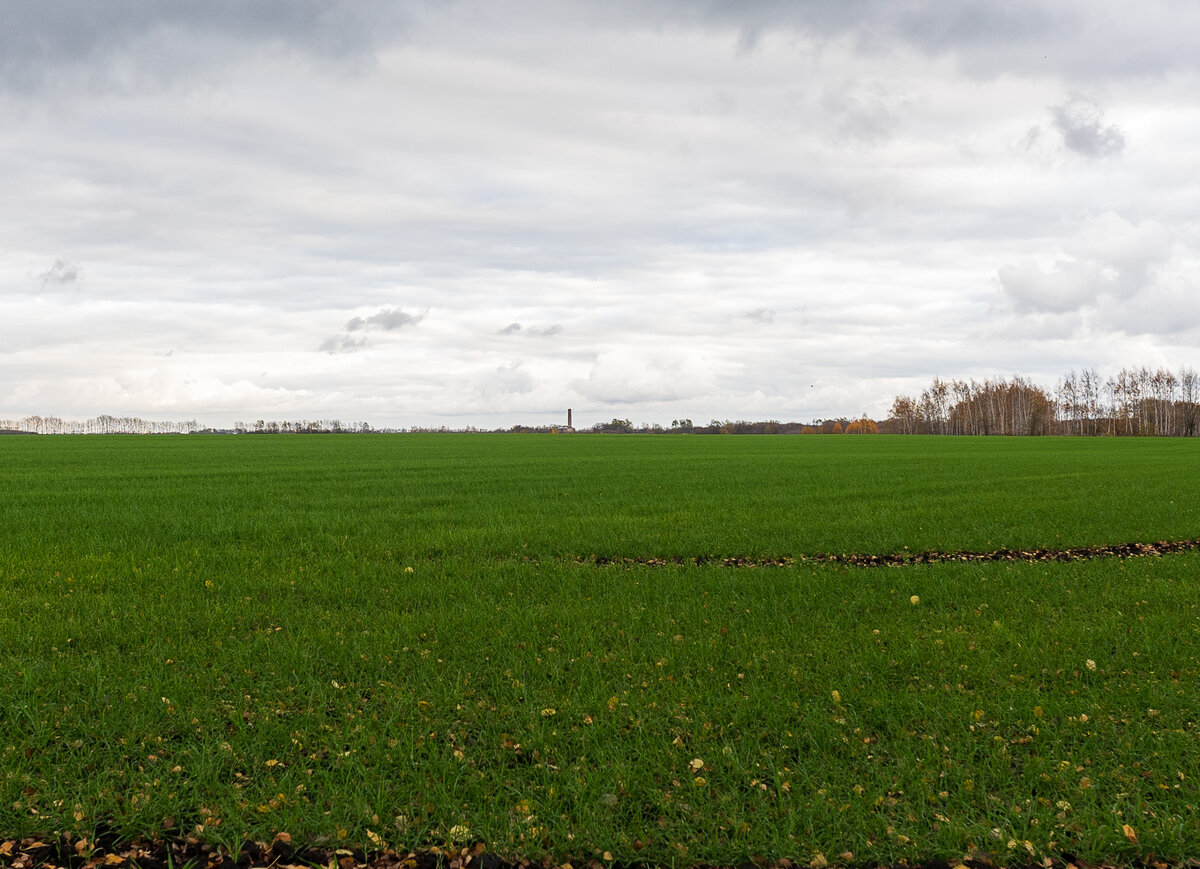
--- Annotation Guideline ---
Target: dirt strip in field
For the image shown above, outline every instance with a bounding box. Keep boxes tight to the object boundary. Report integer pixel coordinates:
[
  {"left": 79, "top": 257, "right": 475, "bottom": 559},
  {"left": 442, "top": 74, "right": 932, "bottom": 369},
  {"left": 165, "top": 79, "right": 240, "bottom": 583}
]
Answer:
[{"left": 577, "top": 538, "right": 1200, "bottom": 569}]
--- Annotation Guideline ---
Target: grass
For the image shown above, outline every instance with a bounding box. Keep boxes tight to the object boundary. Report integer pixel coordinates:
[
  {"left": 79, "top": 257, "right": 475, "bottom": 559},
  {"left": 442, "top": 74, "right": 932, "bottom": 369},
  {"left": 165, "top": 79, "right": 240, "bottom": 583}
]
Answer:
[{"left": 2, "top": 434, "right": 1199, "bottom": 864}]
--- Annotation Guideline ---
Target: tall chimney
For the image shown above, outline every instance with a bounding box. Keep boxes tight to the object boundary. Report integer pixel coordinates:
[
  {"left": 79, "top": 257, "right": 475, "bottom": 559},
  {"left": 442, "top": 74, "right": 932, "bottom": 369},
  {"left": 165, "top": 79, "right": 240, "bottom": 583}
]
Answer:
[{"left": 567, "top": 408, "right": 572, "bottom": 429}]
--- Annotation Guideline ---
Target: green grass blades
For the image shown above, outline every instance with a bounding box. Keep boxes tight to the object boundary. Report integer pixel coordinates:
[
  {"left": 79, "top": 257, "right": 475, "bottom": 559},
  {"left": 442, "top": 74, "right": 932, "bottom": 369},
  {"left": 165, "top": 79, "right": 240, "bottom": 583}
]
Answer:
[
  {"left": 2, "top": 434, "right": 1199, "bottom": 864},
  {"left": 1, "top": 434, "right": 1199, "bottom": 563}
]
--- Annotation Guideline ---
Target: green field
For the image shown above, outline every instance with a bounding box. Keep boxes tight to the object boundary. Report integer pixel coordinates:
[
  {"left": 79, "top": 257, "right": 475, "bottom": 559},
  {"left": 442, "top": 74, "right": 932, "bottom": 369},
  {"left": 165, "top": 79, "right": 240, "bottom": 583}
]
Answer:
[{"left": 2, "top": 434, "right": 1199, "bottom": 865}]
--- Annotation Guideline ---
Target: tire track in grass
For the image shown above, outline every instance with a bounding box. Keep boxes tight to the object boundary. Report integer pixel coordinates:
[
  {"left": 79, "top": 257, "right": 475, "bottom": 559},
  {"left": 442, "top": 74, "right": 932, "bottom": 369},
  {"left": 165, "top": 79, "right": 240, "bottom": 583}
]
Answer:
[{"left": 576, "top": 538, "right": 1200, "bottom": 569}]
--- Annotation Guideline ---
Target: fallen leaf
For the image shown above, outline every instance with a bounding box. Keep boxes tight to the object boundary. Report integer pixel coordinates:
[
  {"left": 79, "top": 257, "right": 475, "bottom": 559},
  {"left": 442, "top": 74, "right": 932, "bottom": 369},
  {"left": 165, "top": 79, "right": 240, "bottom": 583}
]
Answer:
[{"left": 1123, "top": 823, "right": 1138, "bottom": 844}]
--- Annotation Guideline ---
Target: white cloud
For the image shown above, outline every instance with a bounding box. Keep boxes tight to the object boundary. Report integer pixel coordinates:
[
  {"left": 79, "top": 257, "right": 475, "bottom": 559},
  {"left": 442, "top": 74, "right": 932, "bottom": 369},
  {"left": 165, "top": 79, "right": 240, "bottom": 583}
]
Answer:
[
  {"left": 573, "top": 351, "right": 718, "bottom": 405},
  {"left": 998, "top": 212, "right": 1178, "bottom": 316},
  {"left": 475, "top": 359, "right": 536, "bottom": 397},
  {"left": 998, "top": 258, "right": 1107, "bottom": 313}
]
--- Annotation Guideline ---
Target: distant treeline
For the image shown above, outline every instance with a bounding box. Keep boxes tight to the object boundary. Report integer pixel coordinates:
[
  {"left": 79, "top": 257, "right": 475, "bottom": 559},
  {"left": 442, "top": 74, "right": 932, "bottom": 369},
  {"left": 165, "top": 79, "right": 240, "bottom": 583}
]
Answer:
[
  {"left": 1, "top": 415, "right": 880, "bottom": 436},
  {"left": 8, "top": 366, "right": 1197, "bottom": 437},
  {"left": 890, "top": 366, "right": 1200, "bottom": 436},
  {"left": 234, "top": 419, "right": 378, "bottom": 434},
  {"left": 1, "top": 414, "right": 204, "bottom": 435},
  {"left": 482, "top": 418, "right": 877, "bottom": 434},
  {"left": 0, "top": 415, "right": 381, "bottom": 435},
  {"left": 576, "top": 418, "right": 876, "bottom": 435}
]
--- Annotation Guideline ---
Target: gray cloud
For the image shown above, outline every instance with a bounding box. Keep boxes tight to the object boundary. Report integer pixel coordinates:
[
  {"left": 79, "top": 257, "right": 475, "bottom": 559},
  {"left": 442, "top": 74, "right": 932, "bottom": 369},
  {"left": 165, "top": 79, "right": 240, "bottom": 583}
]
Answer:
[
  {"left": 1049, "top": 95, "right": 1126, "bottom": 158},
  {"left": 602, "top": 0, "right": 1059, "bottom": 47},
  {"left": 11, "top": 1, "right": 1200, "bottom": 99},
  {"left": 318, "top": 334, "right": 368, "bottom": 354},
  {"left": 743, "top": 308, "right": 776, "bottom": 324},
  {"left": 822, "top": 81, "right": 902, "bottom": 146},
  {"left": 39, "top": 259, "right": 80, "bottom": 285},
  {"left": 323, "top": 306, "right": 424, "bottom": 353},
  {"left": 345, "top": 307, "right": 425, "bottom": 332},
  {"left": 5, "top": 0, "right": 1200, "bottom": 110},
  {"left": 0, "top": 0, "right": 410, "bottom": 92},
  {"left": 607, "top": 1, "right": 1200, "bottom": 79},
  {"left": 497, "top": 323, "right": 561, "bottom": 338}
]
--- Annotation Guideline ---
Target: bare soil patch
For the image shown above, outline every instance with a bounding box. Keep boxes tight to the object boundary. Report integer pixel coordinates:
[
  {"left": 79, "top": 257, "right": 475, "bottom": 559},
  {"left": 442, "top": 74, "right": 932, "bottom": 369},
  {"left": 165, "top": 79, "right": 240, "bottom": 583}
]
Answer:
[{"left": 581, "top": 539, "right": 1200, "bottom": 569}]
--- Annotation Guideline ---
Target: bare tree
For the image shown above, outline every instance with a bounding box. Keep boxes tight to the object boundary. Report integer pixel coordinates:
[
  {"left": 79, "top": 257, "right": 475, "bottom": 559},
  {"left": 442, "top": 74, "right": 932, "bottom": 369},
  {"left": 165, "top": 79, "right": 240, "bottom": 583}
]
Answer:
[{"left": 1180, "top": 367, "right": 1199, "bottom": 437}]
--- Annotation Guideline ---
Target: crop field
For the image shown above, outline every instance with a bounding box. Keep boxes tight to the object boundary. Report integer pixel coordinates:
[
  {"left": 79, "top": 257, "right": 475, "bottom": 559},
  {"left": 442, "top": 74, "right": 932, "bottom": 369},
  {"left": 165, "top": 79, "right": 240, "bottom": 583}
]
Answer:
[{"left": 2, "top": 434, "right": 1200, "bottom": 866}]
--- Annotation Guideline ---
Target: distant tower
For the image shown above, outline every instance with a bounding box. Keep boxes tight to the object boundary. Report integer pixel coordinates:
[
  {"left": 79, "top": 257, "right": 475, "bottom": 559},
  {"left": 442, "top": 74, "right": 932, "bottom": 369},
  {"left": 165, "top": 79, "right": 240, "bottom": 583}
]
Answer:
[{"left": 567, "top": 408, "right": 573, "bottom": 429}]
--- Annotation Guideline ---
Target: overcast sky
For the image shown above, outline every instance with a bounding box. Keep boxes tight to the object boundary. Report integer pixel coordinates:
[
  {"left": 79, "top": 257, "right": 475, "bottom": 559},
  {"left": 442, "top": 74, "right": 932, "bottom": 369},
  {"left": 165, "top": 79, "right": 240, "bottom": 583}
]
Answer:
[{"left": 4, "top": 1, "right": 1199, "bottom": 429}]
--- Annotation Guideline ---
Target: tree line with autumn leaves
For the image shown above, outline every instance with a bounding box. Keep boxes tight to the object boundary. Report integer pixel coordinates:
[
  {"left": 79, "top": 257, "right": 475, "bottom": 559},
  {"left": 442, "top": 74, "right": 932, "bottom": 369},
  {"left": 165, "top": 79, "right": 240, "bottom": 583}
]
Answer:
[
  {"left": 889, "top": 366, "right": 1200, "bottom": 436},
  {"left": 5, "top": 366, "right": 1197, "bottom": 436}
]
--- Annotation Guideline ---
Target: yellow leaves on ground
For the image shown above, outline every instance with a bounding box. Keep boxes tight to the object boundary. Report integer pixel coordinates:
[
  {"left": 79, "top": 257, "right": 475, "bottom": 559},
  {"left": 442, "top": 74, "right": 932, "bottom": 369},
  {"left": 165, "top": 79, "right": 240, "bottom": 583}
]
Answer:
[
  {"left": 1006, "top": 839, "right": 1035, "bottom": 855},
  {"left": 1123, "top": 823, "right": 1138, "bottom": 844}
]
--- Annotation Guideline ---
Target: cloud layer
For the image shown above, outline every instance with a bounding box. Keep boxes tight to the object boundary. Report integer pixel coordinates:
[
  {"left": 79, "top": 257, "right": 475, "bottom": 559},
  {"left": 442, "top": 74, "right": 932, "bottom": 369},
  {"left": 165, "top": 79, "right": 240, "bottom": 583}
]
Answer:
[{"left": 3, "top": 1, "right": 1200, "bottom": 427}]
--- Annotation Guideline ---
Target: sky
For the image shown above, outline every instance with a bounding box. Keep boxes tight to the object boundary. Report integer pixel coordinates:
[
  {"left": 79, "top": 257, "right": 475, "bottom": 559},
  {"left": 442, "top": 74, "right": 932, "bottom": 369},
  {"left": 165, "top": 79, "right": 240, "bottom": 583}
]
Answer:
[{"left": 4, "top": 0, "right": 1200, "bottom": 429}]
